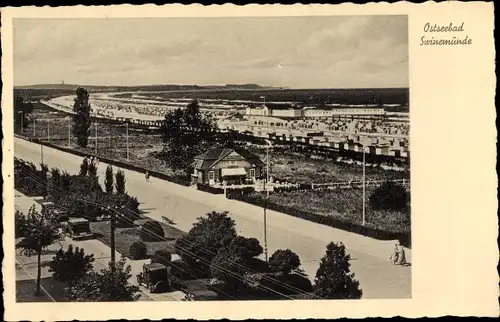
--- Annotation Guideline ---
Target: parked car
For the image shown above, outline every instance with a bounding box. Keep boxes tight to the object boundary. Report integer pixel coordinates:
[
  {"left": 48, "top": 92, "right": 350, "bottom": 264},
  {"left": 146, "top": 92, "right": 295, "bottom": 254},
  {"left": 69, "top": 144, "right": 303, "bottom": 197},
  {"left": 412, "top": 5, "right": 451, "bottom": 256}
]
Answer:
[
  {"left": 65, "top": 218, "right": 93, "bottom": 240},
  {"left": 136, "top": 263, "right": 169, "bottom": 293}
]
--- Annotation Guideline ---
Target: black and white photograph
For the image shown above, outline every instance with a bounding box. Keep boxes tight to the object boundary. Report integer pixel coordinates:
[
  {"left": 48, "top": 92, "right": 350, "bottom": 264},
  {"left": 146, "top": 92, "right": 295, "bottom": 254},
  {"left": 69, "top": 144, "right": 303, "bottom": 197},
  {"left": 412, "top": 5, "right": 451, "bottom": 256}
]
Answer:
[{"left": 11, "top": 14, "right": 412, "bottom": 303}]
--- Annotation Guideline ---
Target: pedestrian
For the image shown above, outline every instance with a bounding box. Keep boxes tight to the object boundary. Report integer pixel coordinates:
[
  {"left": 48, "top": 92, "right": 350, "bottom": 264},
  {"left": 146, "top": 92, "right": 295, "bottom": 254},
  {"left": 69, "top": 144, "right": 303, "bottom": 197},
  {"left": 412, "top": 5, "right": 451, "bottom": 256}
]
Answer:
[
  {"left": 145, "top": 171, "right": 150, "bottom": 182},
  {"left": 389, "top": 243, "right": 399, "bottom": 265},
  {"left": 396, "top": 243, "right": 407, "bottom": 266}
]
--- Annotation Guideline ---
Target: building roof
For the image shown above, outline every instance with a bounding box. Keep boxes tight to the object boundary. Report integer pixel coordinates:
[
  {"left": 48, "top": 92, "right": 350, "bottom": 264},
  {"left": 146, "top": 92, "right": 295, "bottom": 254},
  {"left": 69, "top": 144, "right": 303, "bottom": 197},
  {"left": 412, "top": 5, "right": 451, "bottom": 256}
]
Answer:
[
  {"left": 263, "top": 103, "right": 298, "bottom": 110},
  {"left": 192, "top": 146, "right": 264, "bottom": 169}
]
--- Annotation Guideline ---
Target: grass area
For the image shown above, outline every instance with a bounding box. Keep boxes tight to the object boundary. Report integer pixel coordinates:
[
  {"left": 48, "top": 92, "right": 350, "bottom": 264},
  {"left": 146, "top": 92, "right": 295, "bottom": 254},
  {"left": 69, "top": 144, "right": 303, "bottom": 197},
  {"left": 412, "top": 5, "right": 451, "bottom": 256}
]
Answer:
[
  {"left": 91, "top": 220, "right": 186, "bottom": 258},
  {"left": 253, "top": 188, "right": 410, "bottom": 234},
  {"left": 251, "top": 149, "right": 409, "bottom": 184},
  {"left": 16, "top": 276, "right": 69, "bottom": 302}
]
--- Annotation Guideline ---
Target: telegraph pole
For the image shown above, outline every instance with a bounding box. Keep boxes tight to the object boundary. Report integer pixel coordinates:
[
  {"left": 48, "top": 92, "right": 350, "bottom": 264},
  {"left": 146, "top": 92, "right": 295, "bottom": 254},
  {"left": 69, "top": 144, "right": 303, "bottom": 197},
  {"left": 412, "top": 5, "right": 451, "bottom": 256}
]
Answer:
[
  {"left": 47, "top": 120, "right": 50, "bottom": 142},
  {"left": 362, "top": 145, "right": 366, "bottom": 226},
  {"left": 95, "top": 121, "right": 98, "bottom": 155},
  {"left": 126, "top": 122, "right": 129, "bottom": 161},
  {"left": 109, "top": 206, "right": 116, "bottom": 279},
  {"left": 33, "top": 117, "right": 36, "bottom": 136},
  {"left": 68, "top": 117, "right": 71, "bottom": 147}
]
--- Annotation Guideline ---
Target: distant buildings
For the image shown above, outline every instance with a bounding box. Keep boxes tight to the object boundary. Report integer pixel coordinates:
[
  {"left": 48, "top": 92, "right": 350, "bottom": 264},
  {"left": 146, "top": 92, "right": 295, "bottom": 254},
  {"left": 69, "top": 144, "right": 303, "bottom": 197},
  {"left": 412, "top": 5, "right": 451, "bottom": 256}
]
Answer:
[
  {"left": 191, "top": 146, "right": 265, "bottom": 186},
  {"left": 246, "top": 104, "right": 388, "bottom": 119}
]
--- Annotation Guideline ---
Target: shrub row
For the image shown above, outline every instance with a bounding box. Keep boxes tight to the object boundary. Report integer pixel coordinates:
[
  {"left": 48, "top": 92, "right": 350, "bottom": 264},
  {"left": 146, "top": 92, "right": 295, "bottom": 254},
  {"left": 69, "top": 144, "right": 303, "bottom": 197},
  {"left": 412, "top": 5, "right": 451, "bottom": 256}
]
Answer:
[
  {"left": 196, "top": 183, "right": 225, "bottom": 194},
  {"left": 228, "top": 192, "right": 411, "bottom": 248},
  {"left": 225, "top": 187, "right": 255, "bottom": 198}
]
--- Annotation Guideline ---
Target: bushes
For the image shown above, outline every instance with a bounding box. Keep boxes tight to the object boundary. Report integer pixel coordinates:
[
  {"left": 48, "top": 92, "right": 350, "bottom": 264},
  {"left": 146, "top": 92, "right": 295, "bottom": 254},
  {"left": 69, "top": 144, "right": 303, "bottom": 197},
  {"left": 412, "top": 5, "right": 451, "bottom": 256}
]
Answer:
[
  {"left": 196, "top": 183, "right": 224, "bottom": 194},
  {"left": 369, "top": 181, "right": 409, "bottom": 211},
  {"left": 225, "top": 187, "right": 255, "bottom": 198},
  {"left": 49, "top": 244, "right": 95, "bottom": 282},
  {"left": 140, "top": 220, "right": 165, "bottom": 242},
  {"left": 129, "top": 241, "right": 147, "bottom": 260},
  {"left": 152, "top": 249, "right": 172, "bottom": 266},
  {"left": 269, "top": 249, "right": 301, "bottom": 275}
]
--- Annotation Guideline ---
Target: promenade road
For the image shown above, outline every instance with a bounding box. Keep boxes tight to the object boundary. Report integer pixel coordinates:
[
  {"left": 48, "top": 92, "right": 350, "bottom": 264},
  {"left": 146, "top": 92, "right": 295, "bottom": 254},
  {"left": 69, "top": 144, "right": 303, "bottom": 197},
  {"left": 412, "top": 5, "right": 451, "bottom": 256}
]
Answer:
[{"left": 14, "top": 138, "right": 411, "bottom": 299}]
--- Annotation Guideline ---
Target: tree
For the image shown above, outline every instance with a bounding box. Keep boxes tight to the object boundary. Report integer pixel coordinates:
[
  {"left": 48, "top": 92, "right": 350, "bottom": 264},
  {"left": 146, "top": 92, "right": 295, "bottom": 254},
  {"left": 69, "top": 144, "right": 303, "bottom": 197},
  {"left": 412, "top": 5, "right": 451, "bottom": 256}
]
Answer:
[
  {"left": 49, "top": 168, "right": 62, "bottom": 201},
  {"left": 161, "top": 100, "right": 218, "bottom": 172},
  {"left": 115, "top": 169, "right": 126, "bottom": 195},
  {"left": 210, "top": 249, "right": 247, "bottom": 293},
  {"left": 269, "top": 249, "right": 301, "bottom": 276},
  {"left": 72, "top": 87, "right": 92, "bottom": 148},
  {"left": 16, "top": 205, "right": 63, "bottom": 296},
  {"left": 104, "top": 165, "right": 114, "bottom": 194},
  {"left": 88, "top": 160, "right": 98, "bottom": 178},
  {"left": 175, "top": 211, "right": 237, "bottom": 275},
  {"left": 314, "top": 242, "right": 362, "bottom": 299},
  {"left": 15, "top": 210, "right": 28, "bottom": 238},
  {"left": 79, "top": 158, "right": 90, "bottom": 177},
  {"left": 14, "top": 95, "right": 33, "bottom": 131},
  {"left": 49, "top": 244, "right": 95, "bottom": 282},
  {"left": 140, "top": 220, "right": 165, "bottom": 242},
  {"left": 66, "top": 256, "right": 140, "bottom": 301},
  {"left": 369, "top": 181, "right": 409, "bottom": 212},
  {"left": 227, "top": 236, "right": 263, "bottom": 259}
]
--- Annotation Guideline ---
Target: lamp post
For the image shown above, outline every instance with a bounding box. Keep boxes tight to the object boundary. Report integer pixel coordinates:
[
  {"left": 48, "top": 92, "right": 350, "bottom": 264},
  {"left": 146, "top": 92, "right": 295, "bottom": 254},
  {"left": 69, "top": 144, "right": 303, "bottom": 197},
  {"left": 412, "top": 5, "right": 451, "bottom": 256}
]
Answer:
[
  {"left": 263, "top": 139, "right": 273, "bottom": 261},
  {"left": 17, "top": 111, "right": 24, "bottom": 134},
  {"left": 95, "top": 121, "right": 98, "bottom": 155},
  {"left": 67, "top": 117, "right": 71, "bottom": 147},
  {"left": 126, "top": 121, "right": 129, "bottom": 161},
  {"left": 362, "top": 143, "right": 369, "bottom": 226}
]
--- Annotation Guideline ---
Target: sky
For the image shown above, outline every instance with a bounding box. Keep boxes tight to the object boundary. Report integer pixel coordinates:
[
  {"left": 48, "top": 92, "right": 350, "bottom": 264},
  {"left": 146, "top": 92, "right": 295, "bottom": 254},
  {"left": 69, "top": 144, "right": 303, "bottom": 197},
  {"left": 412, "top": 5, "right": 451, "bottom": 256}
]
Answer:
[{"left": 13, "top": 16, "right": 408, "bottom": 89}]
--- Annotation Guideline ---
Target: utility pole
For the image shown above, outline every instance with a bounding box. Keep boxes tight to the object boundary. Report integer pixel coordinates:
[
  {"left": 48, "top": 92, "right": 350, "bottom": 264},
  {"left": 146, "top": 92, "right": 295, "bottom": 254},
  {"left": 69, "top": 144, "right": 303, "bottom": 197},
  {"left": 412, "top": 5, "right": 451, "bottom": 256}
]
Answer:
[
  {"left": 109, "top": 206, "right": 116, "bottom": 280},
  {"left": 263, "top": 139, "right": 272, "bottom": 262},
  {"left": 126, "top": 122, "right": 129, "bottom": 161},
  {"left": 40, "top": 144, "right": 44, "bottom": 165},
  {"left": 18, "top": 111, "right": 24, "bottom": 134},
  {"left": 95, "top": 121, "right": 98, "bottom": 155},
  {"left": 33, "top": 116, "right": 36, "bottom": 136},
  {"left": 47, "top": 120, "right": 50, "bottom": 142},
  {"left": 68, "top": 117, "right": 71, "bottom": 147},
  {"left": 362, "top": 145, "right": 366, "bottom": 226}
]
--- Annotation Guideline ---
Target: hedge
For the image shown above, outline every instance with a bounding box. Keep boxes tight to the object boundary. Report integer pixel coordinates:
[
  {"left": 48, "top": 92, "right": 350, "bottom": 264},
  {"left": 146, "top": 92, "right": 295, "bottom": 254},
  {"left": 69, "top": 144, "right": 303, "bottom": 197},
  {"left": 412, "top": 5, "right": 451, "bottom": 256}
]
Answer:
[
  {"left": 196, "top": 183, "right": 224, "bottom": 194},
  {"left": 129, "top": 241, "right": 148, "bottom": 260},
  {"left": 228, "top": 192, "right": 411, "bottom": 248},
  {"left": 140, "top": 220, "right": 165, "bottom": 242}
]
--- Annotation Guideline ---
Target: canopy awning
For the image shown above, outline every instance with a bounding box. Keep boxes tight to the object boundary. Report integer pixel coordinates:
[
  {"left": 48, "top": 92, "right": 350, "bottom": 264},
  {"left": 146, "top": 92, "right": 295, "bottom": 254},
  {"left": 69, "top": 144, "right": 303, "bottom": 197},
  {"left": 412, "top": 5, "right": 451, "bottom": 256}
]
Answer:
[{"left": 221, "top": 168, "right": 247, "bottom": 177}]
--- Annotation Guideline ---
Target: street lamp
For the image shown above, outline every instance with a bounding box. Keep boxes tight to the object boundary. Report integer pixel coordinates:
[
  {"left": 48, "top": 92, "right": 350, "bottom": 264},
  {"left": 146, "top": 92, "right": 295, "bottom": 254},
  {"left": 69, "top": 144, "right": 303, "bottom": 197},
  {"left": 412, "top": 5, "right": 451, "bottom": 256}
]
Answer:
[
  {"left": 361, "top": 143, "right": 370, "bottom": 226},
  {"left": 263, "top": 139, "right": 273, "bottom": 261},
  {"left": 17, "top": 111, "right": 24, "bottom": 134}
]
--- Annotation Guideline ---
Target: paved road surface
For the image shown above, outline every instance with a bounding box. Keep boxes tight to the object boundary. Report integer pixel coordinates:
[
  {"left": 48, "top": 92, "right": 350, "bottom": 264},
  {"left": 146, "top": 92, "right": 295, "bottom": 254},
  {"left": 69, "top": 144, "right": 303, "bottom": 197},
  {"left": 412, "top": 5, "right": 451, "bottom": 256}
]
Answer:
[{"left": 14, "top": 138, "right": 411, "bottom": 298}]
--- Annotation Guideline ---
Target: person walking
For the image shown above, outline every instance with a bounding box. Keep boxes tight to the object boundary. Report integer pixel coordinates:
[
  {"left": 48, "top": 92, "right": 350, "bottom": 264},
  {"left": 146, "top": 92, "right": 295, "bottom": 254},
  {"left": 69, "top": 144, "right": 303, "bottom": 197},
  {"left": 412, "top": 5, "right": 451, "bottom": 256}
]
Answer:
[
  {"left": 396, "top": 243, "right": 407, "bottom": 266},
  {"left": 145, "top": 170, "right": 150, "bottom": 182},
  {"left": 389, "top": 243, "right": 400, "bottom": 265}
]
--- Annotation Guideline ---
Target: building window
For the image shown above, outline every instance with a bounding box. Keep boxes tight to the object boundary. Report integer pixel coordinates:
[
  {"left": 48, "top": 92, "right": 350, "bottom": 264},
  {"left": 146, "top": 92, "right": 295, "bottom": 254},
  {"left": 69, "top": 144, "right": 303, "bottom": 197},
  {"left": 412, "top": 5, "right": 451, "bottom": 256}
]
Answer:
[
  {"left": 229, "top": 160, "right": 236, "bottom": 166},
  {"left": 208, "top": 171, "right": 214, "bottom": 180},
  {"left": 250, "top": 168, "right": 255, "bottom": 178}
]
